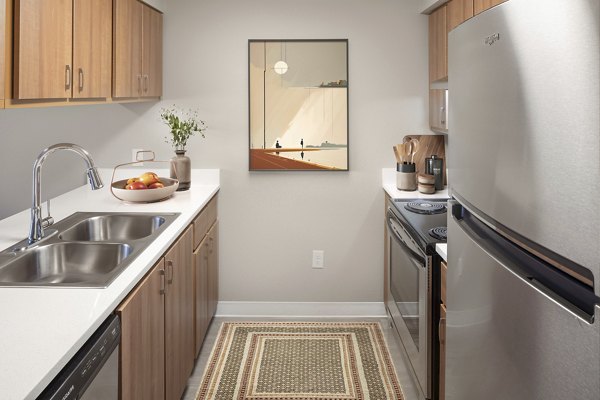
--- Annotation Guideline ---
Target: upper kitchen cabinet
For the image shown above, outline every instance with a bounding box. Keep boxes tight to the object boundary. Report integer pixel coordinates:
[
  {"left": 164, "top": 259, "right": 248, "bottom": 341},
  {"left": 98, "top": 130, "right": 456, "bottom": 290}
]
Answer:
[
  {"left": 474, "top": 0, "right": 507, "bottom": 14},
  {"left": 113, "top": 0, "right": 162, "bottom": 98},
  {"left": 447, "top": 0, "right": 474, "bottom": 31},
  {"left": 142, "top": 5, "right": 162, "bottom": 97},
  {"left": 72, "top": 0, "right": 112, "bottom": 98},
  {"left": 429, "top": 4, "right": 447, "bottom": 83},
  {"left": 0, "top": 0, "right": 5, "bottom": 106},
  {"left": 13, "top": 0, "right": 112, "bottom": 100}
]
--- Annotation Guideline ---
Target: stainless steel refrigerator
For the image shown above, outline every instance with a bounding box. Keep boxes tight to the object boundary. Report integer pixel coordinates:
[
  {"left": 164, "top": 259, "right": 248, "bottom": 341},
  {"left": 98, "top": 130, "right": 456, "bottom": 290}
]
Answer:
[{"left": 446, "top": 0, "right": 600, "bottom": 399}]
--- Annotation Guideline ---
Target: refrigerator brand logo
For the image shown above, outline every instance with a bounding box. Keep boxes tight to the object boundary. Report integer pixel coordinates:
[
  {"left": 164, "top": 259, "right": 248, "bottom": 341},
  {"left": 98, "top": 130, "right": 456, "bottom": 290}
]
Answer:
[{"left": 485, "top": 33, "right": 501, "bottom": 46}]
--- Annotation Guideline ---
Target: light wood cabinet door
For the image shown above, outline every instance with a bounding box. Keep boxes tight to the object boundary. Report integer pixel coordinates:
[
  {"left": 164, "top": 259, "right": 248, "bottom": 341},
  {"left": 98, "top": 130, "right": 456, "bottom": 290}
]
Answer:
[
  {"left": 429, "top": 89, "right": 448, "bottom": 132},
  {"left": 428, "top": 4, "right": 447, "bottom": 83},
  {"left": 447, "top": 0, "right": 474, "bottom": 31},
  {"left": 474, "top": 0, "right": 507, "bottom": 14},
  {"left": 0, "top": 0, "right": 5, "bottom": 102},
  {"left": 72, "top": 0, "right": 112, "bottom": 98},
  {"left": 194, "top": 235, "right": 210, "bottom": 357},
  {"left": 142, "top": 5, "right": 162, "bottom": 97},
  {"left": 164, "top": 226, "right": 195, "bottom": 400},
  {"left": 439, "top": 303, "right": 447, "bottom": 400},
  {"left": 14, "top": 0, "right": 73, "bottom": 99},
  {"left": 117, "top": 259, "right": 165, "bottom": 400},
  {"left": 113, "top": 0, "right": 143, "bottom": 97},
  {"left": 207, "top": 222, "right": 219, "bottom": 319}
]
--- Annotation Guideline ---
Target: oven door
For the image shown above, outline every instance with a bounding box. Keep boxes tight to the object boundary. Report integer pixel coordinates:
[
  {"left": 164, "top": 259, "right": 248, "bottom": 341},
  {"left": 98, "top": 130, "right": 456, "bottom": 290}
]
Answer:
[{"left": 386, "top": 208, "right": 430, "bottom": 398}]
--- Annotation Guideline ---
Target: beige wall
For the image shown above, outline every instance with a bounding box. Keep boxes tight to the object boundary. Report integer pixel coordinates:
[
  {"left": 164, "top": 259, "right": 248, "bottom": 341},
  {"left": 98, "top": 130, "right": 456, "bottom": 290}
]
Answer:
[{"left": 0, "top": 0, "right": 430, "bottom": 303}]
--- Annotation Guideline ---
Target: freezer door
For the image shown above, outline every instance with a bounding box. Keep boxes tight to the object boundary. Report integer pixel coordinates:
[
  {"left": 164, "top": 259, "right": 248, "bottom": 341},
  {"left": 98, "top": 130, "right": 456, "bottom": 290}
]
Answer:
[
  {"left": 448, "top": 0, "right": 600, "bottom": 291},
  {"left": 446, "top": 201, "right": 600, "bottom": 400}
]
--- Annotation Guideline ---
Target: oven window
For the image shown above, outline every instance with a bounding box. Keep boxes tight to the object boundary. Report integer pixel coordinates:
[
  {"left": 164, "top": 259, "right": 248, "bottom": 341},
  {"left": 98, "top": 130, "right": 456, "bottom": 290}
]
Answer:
[{"left": 390, "top": 237, "right": 421, "bottom": 350}]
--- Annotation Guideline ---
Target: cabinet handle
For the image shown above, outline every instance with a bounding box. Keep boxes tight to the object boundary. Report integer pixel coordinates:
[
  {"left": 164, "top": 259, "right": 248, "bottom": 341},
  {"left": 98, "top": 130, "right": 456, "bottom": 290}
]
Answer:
[
  {"left": 440, "top": 106, "right": 446, "bottom": 126},
  {"left": 167, "top": 260, "right": 174, "bottom": 284},
  {"left": 439, "top": 315, "right": 446, "bottom": 345},
  {"left": 204, "top": 242, "right": 209, "bottom": 261},
  {"left": 65, "top": 65, "right": 71, "bottom": 89},
  {"left": 160, "top": 268, "right": 166, "bottom": 294},
  {"left": 78, "top": 68, "right": 84, "bottom": 91},
  {"left": 137, "top": 74, "right": 142, "bottom": 95},
  {"left": 144, "top": 75, "right": 149, "bottom": 93},
  {"left": 209, "top": 237, "right": 214, "bottom": 254}
]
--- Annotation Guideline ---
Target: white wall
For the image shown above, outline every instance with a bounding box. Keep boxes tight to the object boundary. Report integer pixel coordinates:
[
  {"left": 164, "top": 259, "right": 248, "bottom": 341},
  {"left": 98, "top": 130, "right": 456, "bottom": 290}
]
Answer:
[
  {"left": 0, "top": 0, "right": 430, "bottom": 303},
  {"left": 158, "top": 0, "right": 430, "bottom": 302}
]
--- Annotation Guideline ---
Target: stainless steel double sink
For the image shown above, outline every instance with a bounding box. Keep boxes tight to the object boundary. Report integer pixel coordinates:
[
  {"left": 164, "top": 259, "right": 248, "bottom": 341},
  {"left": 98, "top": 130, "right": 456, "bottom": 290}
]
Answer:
[{"left": 0, "top": 212, "right": 179, "bottom": 288}]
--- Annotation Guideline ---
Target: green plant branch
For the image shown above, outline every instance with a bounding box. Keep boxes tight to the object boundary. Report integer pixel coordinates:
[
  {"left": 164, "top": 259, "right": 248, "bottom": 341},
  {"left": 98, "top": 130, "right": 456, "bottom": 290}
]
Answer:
[{"left": 160, "top": 105, "right": 207, "bottom": 149}]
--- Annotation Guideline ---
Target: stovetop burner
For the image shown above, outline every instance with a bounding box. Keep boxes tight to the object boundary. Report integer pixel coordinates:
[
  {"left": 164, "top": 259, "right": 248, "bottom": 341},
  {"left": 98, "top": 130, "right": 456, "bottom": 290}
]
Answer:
[
  {"left": 405, "top": 201, "right": 447, "bottom": 215},
  {"left": 428, "top": 227, "right": 447, "bottom": 240}
]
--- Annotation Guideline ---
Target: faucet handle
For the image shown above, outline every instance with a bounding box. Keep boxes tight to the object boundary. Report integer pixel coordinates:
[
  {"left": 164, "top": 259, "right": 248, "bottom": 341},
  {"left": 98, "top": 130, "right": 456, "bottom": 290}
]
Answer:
[{"left": 41, "top": 199, "right": 54, "bottom": 229}]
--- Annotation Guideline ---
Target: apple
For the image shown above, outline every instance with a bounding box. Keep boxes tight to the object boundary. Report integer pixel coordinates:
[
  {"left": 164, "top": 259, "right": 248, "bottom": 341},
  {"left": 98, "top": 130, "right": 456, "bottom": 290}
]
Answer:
[
  {"left": 125, "top": 181, "right": 147, "bottom": 190},
  {"left": 126, "top": 177, "right": 140, "bottom": 185},
  {"left": 148, "top": 182, "right": 165, "bottom": 189},
  {"left": 139, "top": 172, "right": 159, "bottom": 186}
]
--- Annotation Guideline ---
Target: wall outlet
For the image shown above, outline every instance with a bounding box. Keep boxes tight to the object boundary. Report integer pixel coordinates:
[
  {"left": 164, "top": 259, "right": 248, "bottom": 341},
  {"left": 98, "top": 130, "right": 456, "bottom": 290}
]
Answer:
[
  {"left": 312, "top": 250, "right": 324, "bottom": 269},
  {"left": 131, "top": 148, "right": 144, "bottom": 164}
]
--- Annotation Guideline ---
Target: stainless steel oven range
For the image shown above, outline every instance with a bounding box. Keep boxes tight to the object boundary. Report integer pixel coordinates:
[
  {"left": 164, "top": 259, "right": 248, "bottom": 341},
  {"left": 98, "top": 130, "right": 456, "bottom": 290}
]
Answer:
[{"left": 386, "top": 199, "right": 447, "bottom": 400}]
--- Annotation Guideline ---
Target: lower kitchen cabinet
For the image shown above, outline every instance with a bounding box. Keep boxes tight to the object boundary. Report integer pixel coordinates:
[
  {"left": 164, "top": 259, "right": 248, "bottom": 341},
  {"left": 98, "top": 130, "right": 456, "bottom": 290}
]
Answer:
[
  {"left": 117, "top": 194, "right": 219, "bottom": 399},
  {"left": 193, "top": 195, "right": 219, "bottom": 357},
  {"left": 207, "top": 222, "right": 219, "bottom": 320},
  {"left": 164, "top": 226, "right": 194, "bottom": 400},
  {"left": 439, "top": 260, "right": 448, "bottom": 400},
  {"left": 117, "top": 259, "right": 166, "bottom": 400},
  {"left": 193, "top": 235, "right": 209, "bottom": 356},
  {"left": 117, "top": 226, "right": 194, "bottom": 400}
]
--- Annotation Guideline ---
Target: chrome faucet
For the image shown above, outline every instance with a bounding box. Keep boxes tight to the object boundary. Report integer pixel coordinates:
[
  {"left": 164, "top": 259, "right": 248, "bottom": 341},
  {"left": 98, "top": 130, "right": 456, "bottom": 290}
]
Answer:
[{"left": 28, "top": 143, "right": 104, "bottom": 244}]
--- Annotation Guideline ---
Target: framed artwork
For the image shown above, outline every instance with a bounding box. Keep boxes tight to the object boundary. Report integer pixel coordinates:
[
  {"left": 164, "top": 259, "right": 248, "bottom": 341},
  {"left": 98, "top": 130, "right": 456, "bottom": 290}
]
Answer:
[{"left": 248, "top": 39, "right": 349, "bottom": 171}]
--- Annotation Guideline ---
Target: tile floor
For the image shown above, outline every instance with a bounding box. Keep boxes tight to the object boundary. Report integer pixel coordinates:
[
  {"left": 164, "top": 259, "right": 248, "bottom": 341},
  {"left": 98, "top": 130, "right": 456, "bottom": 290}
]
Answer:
[{"left": 181, "top": 316, "right": 423, "bottom": 400}]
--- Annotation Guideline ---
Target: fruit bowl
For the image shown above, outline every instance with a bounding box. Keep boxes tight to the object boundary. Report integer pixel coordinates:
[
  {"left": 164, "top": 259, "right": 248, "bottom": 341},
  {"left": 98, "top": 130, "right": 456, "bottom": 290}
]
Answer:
[{"left": 111, "top": 177, "right": 179, "bottom": 203}]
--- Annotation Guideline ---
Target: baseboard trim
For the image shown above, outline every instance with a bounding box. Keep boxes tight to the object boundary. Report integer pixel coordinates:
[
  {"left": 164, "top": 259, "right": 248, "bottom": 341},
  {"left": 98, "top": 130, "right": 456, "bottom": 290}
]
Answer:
[{"left": 215, "top": 301, "right": 387, "bottom": 317}]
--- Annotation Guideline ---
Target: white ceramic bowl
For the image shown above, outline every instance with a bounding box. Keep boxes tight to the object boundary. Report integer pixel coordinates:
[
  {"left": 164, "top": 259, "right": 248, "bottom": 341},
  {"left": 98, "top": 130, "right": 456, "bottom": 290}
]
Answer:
[{"left": 111, "top": 177, "right": 179, "bottom": 203}]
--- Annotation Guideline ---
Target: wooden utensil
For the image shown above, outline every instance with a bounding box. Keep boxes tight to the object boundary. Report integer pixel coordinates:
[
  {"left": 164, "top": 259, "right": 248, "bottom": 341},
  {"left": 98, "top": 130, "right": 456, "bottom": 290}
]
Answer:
[
  {"left": 410, "top": 138, "right": 420, "bottom": 164},
  {"left": 393, "top": 146, "right": 401, "bottom": 163},
  {"left": 404, "top": 140, "right": 413, "bottom": 164},
  {"left": 395, "top": 144, "right": 404, "bottom": 163}
]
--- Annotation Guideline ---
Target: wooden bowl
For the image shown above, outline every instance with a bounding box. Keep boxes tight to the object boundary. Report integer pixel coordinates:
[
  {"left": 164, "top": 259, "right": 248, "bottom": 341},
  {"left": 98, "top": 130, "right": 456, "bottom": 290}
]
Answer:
[{"left": 418, "top": 174, "right": 436, "bottom": 185}]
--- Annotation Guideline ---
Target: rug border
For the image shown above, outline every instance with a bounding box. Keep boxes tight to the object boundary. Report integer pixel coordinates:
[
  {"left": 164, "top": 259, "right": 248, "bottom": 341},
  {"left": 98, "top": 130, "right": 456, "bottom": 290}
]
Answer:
[{"left": 193, "top": 321, "right": 405, "bottom": 400}]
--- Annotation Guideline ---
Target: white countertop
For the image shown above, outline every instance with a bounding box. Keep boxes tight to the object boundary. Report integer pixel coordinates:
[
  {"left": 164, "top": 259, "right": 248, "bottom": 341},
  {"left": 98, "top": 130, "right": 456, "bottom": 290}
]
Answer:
[
  {"left": 0, "top": 168, "right": 219, "bottom": 400},
  {"left": 436, "top": 243, "right": 447, "bottom": 262},
  {"left": 382, "top": 168, "right": 449, "bottom": 199}
]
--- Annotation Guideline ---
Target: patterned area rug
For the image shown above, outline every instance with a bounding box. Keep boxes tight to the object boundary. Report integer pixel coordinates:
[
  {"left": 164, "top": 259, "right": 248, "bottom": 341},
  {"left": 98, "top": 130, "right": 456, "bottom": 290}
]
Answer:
[{"left": 195, "top": 322, "right": 404, "bottom": 400}]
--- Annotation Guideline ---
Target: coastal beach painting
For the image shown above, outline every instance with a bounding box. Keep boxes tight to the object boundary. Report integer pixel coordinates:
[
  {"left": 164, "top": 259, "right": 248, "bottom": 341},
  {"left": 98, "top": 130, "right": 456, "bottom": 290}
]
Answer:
[{"left": 249, "top": 40, "right": 349, "bottom": 171}]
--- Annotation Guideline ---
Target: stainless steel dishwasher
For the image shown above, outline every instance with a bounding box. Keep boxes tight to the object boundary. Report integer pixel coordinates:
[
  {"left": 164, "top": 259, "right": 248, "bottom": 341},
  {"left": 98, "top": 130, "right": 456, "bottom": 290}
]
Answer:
[{"left": 38, "top": 314, "right": 120, "bottom": 399}]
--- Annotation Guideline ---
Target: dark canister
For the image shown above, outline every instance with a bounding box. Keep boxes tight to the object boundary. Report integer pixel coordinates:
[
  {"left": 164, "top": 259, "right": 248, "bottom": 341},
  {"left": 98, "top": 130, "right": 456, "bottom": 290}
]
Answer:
[{"left": 425, "top": 155, "right": 444, "bottom": 190}]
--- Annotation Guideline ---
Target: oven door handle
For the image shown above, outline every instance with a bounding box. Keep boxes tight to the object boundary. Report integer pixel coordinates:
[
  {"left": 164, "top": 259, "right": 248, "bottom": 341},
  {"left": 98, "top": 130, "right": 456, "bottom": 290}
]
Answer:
[{"left": 386, "top": 209, "right": 426, "bottom": 265}]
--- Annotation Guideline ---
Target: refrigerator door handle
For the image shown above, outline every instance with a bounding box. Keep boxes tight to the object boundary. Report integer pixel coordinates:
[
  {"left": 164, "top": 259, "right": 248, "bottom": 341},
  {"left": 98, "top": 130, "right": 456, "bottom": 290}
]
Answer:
[{"left": 450, "top": 200, "right": 600, "bottom": 323}]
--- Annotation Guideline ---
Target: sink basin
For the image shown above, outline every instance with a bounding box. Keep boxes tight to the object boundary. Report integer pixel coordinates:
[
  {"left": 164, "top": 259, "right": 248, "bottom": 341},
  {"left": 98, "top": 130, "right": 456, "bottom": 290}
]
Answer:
[
  {"left": 59, "top": 214, "right": 167, "bottom": 242},
  {"left": 0, "top": 243, "right": 132, "bottom": 286},
  {"left": 0, "top": 212, "right": 180, "bottom": 287}
]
